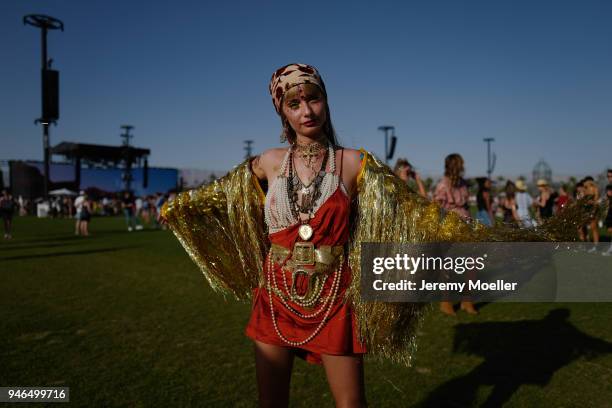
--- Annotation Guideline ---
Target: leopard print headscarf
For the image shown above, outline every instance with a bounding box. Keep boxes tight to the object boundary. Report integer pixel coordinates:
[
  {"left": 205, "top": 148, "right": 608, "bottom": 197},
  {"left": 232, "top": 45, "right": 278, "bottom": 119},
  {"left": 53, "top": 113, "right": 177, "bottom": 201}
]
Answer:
[{"left": 269, "top": 63, "right": 327, "bottom": 114}]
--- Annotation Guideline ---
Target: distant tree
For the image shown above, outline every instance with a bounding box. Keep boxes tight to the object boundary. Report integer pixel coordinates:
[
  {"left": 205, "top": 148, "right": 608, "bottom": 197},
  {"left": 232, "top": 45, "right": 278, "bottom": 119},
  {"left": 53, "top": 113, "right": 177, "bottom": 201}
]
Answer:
[{"left": 424, "top": 177, "right": 433, "bottom": 192}]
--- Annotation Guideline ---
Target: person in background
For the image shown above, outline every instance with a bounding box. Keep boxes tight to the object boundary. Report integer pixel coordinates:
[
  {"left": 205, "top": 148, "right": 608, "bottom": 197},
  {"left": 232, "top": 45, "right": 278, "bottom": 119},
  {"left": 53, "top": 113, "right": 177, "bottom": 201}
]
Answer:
[
  {"left": 434, "top": 154, "right": 470, "bottom": 219},
  {"left": 122, "top": 191, "right": 137, "bottom": 232},
  {"left": 434, "top": 153, "right": 477, "bottom": 315},
  {"left": 18, "top": 195, "right": 25, "bottom": 216},
  {"left": 154, "top": 193, "right": 167, "bottom": 229},
  {"left": 74, "top": 190, "right": 86, "bottom": 236},
  {"left": 603, "top": 184, "right": 612, "bottom": 256},
  {"left": 608, "top": 169, "right": 612, "bottom": 185},
  {"left": 79, "top": 194, "right": 91, "bottom": 236},
  {"left": 575, "top": 181, "right": 589, "bottom": 242},
  {"left": 0, "top": 190, "right": 15, "bottom": 239},
  {"left": 135, "top": 196, "right": 143, "bottom": 220},
  {"left": 501, "top": 181, "right": 520, "bottom": 225},
  {"left": 515, "top": 179, "right": 534, "bottom": 227},
  {"left": 394, "top": 158, "right": 427, "bottom": 198},
  {"left": 582, "top": 177, "right": 600, "bottom": 250},
  {"left": 535, "top": 179, "right": 557, "bottom": 222},
  {"left": 555, "top": 184, "right": 571, "bottom": 213},
  {"left": 475, "top": 177, "right": 494, "bottom": 226},
  {"left": 141, "top": 195, "right": 151, "bottom": 225},
  {"left": 101, "top": 196, "right": 111, "bottom": 216}
]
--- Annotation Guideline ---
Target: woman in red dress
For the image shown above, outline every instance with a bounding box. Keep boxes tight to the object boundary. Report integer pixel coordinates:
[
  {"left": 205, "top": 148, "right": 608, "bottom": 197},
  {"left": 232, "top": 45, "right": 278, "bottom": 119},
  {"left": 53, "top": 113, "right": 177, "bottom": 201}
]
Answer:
[{"left": 247, "top": 64, "right": 367, "bottom": 407}]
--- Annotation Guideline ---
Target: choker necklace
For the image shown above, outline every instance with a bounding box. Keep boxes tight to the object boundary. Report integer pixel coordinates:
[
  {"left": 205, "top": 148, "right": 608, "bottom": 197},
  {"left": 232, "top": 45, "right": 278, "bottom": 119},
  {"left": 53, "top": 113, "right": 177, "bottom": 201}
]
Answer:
[{"left": 294, "top": 139, "right": 326, "bottom": 169}]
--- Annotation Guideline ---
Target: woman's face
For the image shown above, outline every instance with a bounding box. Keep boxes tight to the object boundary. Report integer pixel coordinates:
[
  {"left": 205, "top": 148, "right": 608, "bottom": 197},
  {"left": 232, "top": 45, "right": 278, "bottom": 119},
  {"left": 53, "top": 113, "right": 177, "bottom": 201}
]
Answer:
[
  {"left": 281, "top": 84, "right": 327, "bottom": 140},
  {"left": 397, "top": 165, "right": 411, "bottom": 179}
]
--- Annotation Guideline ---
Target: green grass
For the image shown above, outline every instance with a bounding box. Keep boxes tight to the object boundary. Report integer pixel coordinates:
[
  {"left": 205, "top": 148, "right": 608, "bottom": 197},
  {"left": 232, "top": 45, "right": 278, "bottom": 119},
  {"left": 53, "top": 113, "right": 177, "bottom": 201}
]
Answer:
[{"left": 1, "top": 217, "right": 611, "bottom": 407}]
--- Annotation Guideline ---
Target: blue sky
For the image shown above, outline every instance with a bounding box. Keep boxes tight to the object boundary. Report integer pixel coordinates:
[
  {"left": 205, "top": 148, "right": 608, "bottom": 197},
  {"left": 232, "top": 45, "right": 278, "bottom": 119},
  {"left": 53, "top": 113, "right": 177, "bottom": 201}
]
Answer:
[{"left": 2, "top": 0, "right": 611, "bottom": 178}]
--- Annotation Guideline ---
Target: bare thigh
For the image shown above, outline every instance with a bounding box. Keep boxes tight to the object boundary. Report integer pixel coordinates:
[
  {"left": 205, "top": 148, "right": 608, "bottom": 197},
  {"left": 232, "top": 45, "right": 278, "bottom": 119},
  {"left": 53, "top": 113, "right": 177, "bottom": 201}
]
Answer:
[
  {"left": 321, "top": 353, "right": 367, "bottom": 408},
  {"left": 254, "top": 340, "right": 294, "bottom": 408}
]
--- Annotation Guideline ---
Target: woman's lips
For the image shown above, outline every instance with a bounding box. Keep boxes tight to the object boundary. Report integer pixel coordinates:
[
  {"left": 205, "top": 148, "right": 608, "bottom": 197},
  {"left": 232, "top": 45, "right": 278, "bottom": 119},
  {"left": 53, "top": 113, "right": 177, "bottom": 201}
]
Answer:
[{"left": 302, "top": 120, "right": 317, "bottom": 127}]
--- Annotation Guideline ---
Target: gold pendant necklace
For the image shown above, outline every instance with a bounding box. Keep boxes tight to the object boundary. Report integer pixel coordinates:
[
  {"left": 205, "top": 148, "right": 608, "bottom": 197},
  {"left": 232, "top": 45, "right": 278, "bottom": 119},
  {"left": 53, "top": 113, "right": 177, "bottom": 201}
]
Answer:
[{"left": 295, "top": 141, "right": 324, "bottom": 169}]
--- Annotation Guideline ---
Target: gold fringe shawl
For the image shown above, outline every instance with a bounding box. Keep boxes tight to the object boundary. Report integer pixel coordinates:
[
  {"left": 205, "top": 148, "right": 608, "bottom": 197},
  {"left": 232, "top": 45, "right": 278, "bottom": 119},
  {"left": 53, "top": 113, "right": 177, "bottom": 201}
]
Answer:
[{"left": 161, "top": 160, "right": 267, "bottom": 300}]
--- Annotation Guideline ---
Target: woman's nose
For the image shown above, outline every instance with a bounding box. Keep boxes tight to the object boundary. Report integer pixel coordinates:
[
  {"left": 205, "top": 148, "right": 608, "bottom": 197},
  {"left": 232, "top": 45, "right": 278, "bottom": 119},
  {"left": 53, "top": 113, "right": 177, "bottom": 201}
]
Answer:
[{"left": 301, "top": 101, "right": 314, "bottom": 115}]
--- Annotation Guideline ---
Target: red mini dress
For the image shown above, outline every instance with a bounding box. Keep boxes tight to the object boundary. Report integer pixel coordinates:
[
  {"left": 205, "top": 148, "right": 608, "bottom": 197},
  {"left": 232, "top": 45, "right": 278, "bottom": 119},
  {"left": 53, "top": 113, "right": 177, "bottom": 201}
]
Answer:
[{"left": 245, "top": 180, "right": 367, "bottom": 365}]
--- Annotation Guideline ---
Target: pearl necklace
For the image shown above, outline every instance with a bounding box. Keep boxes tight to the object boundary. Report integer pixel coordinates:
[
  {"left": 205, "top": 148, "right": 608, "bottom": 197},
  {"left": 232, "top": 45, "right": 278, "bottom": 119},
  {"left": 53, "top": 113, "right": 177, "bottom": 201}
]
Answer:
[{"left": 266, "top": 249, "right": 343, "bottom": 346}]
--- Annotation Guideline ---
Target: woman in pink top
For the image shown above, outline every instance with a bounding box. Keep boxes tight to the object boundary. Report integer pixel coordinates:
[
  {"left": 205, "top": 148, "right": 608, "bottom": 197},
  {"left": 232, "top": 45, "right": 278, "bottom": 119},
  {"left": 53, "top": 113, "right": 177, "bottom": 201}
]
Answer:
[
  {"left": 433, "top": 153, "right": 477, "bottom": 315},
  {"left": 434, "top": 153, "right": 470, "bottom": 219}
]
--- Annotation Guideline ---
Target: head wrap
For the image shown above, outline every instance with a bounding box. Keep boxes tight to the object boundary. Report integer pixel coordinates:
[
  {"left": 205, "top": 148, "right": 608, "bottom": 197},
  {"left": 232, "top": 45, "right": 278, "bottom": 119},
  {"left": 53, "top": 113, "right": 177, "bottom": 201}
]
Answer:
[{"left": 269, "top": 63, "right": 326, "bottom": 114}]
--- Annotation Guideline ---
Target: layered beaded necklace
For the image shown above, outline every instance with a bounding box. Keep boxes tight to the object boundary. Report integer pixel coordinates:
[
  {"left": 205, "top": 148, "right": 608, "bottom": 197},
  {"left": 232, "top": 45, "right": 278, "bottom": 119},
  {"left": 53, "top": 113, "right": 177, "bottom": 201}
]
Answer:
[
  {"left": 287, "top": 141, "right": 335, "bottom": 240},
  {"left": 287, "top": 146, "right": 328, "bottom": 217}
]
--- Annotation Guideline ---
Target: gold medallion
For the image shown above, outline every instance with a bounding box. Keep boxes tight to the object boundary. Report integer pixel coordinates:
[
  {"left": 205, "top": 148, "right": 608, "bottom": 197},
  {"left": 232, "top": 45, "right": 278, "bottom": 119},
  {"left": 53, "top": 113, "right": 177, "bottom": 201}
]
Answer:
[{"left": 298, "top": 224, "right": 313, "bottom": 241}]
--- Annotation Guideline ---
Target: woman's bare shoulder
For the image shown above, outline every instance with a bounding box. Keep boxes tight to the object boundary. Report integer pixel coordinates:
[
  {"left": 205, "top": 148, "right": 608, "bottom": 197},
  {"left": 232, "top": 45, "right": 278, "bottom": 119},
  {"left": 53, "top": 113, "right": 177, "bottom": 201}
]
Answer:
[
  {"left": 254, "top": 147, "right": 289, "bottom": 179},
  {"left": 260, "top": 147, "right": 288, "bottom": 166},
  {"left": 338, "top": 148, "right": 363, "bottom": 170}
]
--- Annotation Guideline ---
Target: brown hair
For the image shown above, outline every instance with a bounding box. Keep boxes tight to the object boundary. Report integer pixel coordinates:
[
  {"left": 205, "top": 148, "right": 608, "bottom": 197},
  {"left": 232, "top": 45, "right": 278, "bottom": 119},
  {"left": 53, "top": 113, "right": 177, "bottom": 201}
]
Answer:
[
  {"left": 505, "top": 180, "right": 516, "bottom": 200},
  {"left": 444, "top": 153, "right": 465, "bottom": 187},
  {"left": 394, "top": 158, "right": 412, "bottom": 175}
]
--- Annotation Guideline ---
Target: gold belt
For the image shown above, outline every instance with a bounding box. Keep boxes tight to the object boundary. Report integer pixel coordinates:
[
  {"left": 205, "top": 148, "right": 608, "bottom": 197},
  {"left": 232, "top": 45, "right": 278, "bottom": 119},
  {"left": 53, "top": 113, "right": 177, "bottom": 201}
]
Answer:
[{"left": 270, "top": 242, "right": 344, "bottom": 275}]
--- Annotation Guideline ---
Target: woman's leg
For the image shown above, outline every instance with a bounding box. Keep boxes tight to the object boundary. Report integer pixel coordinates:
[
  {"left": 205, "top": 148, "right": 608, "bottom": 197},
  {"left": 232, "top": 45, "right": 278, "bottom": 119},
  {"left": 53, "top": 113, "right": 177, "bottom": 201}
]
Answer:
[
  {"left": 3, "top": 215, "right": 11, "bottom": 238},
  {"left": 254, "top": 340, "right": 294, "bottom": 408},
  {"left": 321, "top": 353, "right": 367, "bottom": 408},
  {"left": 590, "top": 219, "right": 599, "bottom": 243}
]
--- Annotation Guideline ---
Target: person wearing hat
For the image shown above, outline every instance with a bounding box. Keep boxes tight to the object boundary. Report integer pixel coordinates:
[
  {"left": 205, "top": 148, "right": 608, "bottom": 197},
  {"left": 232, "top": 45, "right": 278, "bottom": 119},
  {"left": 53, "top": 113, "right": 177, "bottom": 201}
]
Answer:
[
  {"left": 515, "top": 179, "right": 535, "bottom": 227},
  {"left": 535, "top": 179, "right": 557, "bottom": 222}
]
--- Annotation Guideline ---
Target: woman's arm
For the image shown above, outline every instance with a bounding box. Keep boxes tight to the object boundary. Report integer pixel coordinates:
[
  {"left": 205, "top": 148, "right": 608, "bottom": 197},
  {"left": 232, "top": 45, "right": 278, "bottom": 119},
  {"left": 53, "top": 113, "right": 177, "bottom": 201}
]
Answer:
[
  {"left": 250, "top": 155, "right": 266, "bottom": 181},
  {"left": 511, "top": 199, "right": 520, "bottom": 222},
  {"left": 414, "top": 173, "right": 427, "bottom": 198},
  {"left": 340, "top": 148, "right": 365, "bottom": 197}
]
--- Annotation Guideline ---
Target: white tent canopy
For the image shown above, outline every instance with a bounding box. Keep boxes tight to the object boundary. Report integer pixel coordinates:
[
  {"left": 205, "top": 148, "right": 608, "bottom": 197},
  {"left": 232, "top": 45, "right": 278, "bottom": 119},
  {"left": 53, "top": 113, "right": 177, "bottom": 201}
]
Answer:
[{"left": 49, "top": 188, "right": 78, "bottom": 196}]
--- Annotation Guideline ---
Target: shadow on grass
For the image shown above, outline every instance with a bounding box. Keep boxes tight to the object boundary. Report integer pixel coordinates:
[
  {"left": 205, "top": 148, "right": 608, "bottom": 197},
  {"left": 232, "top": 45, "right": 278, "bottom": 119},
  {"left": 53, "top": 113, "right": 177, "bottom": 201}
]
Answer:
[
  {"left": 419, "top": 308, "right": 612, "bottom": 407},
  {"left": 0, "top": 246, "right": 141, "bottom": 261},
  {"left": 0, "top": 241, "right": 89, "bottom": 252},
  {"left": 0, "top": 235, "right": 84, "bottom": 245},
  {"left": 0, "top": 229, "right": 165, "bottom": 248}
]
